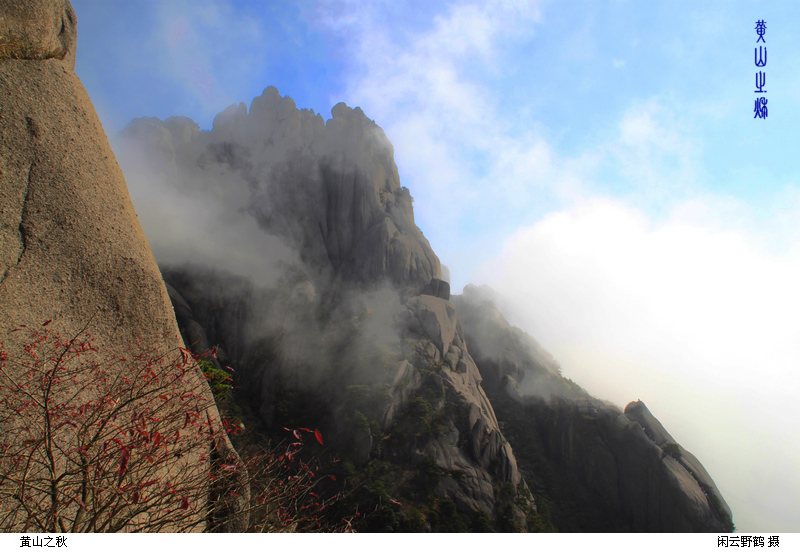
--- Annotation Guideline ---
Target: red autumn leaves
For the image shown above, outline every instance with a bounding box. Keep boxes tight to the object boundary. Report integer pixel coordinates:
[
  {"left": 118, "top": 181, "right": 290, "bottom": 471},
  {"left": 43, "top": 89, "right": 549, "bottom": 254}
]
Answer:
[
  {"left": 0, "top": 322, "right": 218, "bottom": 531},
  {"left": 0, "top": 320, "right": 352, "bottom": 532},
  {"left": 283, "top": 427, "right": 324, "bottom": 445}
]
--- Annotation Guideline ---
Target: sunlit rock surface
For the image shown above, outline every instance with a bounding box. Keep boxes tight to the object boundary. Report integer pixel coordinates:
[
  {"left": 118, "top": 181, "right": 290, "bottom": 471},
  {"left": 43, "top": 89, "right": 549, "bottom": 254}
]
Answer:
[{"left": 0, "top": 0, "right": 247, "bottom": 531}]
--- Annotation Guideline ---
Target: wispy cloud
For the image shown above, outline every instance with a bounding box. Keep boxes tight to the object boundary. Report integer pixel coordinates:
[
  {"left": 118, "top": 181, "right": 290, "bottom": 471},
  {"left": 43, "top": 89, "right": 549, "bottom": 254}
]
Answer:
[
  {"left": 605, "top": 99, "right": 701, "bottom": 204},
  {"left": 312, "top": 0, "right": 800, "bottom": 532},
  {"left": 312, "top": 0, "right": 552, "bottom": 277},
  {"left": 147, "top": 1, "right": 267, "bottom": 119}
]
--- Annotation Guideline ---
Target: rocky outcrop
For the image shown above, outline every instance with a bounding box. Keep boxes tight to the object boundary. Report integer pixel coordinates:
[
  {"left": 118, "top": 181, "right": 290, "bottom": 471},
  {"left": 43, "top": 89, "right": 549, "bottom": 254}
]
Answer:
[
  {"left": 130, "top": 90, "right": 528, "bottom": 525},
  {"left": 422, "top": 277, "right": 450, "bottom": 300},
  {"left": 624, "top": 400, "right": 733, "bottom": 527},
  {"left": 388, "top": 294, "right": 525, "bottom": 517},
  {"left": 504, "top": 397, "right": 733, "bottom": 532},
  {"left": 0, "top": 1, "right": 246, "bottom": 531},
  {"left": 160, "top": 263, "right": 529, "bottom": 524},
  {"left": 119, "top": 87, "right": 441, "bottom": 292},
  {"left": 0, "top": 0, "right": 77, "bottom": 68},
  {"left": 452, "top": 285, "right": 734, "bottom": 532}
]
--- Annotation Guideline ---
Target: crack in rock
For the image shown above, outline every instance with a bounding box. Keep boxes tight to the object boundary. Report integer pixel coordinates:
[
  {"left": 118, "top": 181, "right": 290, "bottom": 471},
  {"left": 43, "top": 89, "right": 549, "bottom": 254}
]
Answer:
[{"left": 0, "top": 162, "right": 33, "bottom": 288}]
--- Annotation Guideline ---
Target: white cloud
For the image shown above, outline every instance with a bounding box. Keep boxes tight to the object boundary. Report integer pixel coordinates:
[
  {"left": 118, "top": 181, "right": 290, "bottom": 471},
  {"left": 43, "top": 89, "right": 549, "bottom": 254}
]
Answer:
[
  {"left": 312, "top": 1, "right": 800, "bottom": 531},
  {"left": 609, "top": 100, "right": 699, "bottom": 200},
  {"left": 148, "top": 1, "right": 267, "bottom": 119},
  {"left": 476, "top": 196, "right": 800, "bottom": 532},
  {"left": 312, "top": 0, "right": 550, "bottom": 277}
]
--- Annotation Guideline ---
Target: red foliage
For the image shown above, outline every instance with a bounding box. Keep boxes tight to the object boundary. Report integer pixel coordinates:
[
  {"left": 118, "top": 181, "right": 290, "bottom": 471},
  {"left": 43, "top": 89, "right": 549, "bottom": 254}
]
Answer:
[
  {"left": 0, "top": 321, "right": 220, "bottom": 532},
  {"left": 0, "top": 320, "right": 354, "bottom": 533},
  {"left": 215, "top": 426, "right": 353, "bottom": 532}
]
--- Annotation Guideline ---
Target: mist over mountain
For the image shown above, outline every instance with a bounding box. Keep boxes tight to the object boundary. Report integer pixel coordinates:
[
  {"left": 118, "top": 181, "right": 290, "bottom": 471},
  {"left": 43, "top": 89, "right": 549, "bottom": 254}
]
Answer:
[
  {"left": 118, "top": 86, "right": 439, "bottom": 293},
  {"left": 452, "top": 285, "right": 732, "bottom": 531},
  {"left": 116, "top": 86, "right": 734, "bottom": 532}
]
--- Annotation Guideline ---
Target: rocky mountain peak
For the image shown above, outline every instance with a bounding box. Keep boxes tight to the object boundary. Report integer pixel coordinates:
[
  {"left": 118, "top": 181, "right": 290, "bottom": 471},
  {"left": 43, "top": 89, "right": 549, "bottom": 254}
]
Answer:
[
  {"left": 116, "top": 77, "right": 733, "bottom": 535},
  {"left": 121, "top": 87, "right": 441, "bottom": 291}
]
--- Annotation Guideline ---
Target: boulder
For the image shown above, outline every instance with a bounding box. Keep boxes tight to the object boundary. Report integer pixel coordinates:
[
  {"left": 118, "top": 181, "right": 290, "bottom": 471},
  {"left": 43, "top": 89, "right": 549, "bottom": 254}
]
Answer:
[
  {"left": 403, "top": 295, "right": 458, "bottom": 357},
  {"left": 0, "top": 0, "right": 76, "bottom": 69},
  {"left": 422, "top": 277, "right": 450, "bottom": 300}
]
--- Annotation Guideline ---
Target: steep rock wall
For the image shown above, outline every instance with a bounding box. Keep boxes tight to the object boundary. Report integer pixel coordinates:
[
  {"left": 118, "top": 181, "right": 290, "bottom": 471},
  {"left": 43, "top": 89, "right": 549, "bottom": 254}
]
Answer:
[
  {"left": 0, "top": 1, "right": 246, "bottom": 531},
  {"left": 160, "top": 264, "right": 529, "bottom": 524},
  {"left": 121, "top": 90, "right": 529, "bottom": 523},
  {"left": 389, "top": 293, "right": 525, "bottom": 517},
  {"left": 120, "top": 87, "right": 441, "bottom": 292}
]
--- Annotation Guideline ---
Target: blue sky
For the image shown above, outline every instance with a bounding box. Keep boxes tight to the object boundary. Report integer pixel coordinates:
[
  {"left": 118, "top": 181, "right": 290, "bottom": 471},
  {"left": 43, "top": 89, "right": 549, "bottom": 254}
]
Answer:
[{"left": 71, "top": 0, "right": 800, "bottom": 532}]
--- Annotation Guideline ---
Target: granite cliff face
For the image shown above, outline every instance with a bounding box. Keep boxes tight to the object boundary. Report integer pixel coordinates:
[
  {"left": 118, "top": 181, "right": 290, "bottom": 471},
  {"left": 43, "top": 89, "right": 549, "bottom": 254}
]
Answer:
[
  {"left": 0, "top": 0, "right": 76, "bottom": 69},
  {"left": 0, "top": 0, "right": 246, "bottom": 531},
  {"left": 120, "top": 88, "right": 529, "bottom": 528},
  {"left": 121, "top": 86, "right": 440, "bottom": 293},
  {"left": 118, "top": 88, "right": 732, "bottom": 531},
  {"left": 160, "top": 265, "right": 525, "bottom": 525}
]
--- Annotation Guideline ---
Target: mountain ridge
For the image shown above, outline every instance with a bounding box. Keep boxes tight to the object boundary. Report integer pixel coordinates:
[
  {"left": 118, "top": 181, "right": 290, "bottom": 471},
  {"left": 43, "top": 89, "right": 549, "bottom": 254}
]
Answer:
[{"left": 117, "top": 86, "right": 734, "bottom": 532}]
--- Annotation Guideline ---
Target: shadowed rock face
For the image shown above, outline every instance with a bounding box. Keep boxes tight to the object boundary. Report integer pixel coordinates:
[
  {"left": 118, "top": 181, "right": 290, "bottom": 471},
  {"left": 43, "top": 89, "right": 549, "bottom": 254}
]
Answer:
[
  {"left": 530, "top": 398, "right": 732, "bottom": 531},
  {"left": 120, "top": 87, "right": 441, "bottom": 293},
  {"left": 0, "top": 0, "right": 246, "bottom": 531},
  {"left": 624, "top": 400, "right": 733, "bottom": 527},
  {"left": 394, "top": 294, "right": 524, "bottom": 516},
  {"left": 122, "top": 89, "right": 528, "bottom": 525},
  {"left": 117, "top": 79, "right": 731, "bottom": 531},
  {"left": 452, "top": 285, "right": 734, "bottom": 532},
  {"left": 160, "top": 262, "right": 529, "bottom": 524}
]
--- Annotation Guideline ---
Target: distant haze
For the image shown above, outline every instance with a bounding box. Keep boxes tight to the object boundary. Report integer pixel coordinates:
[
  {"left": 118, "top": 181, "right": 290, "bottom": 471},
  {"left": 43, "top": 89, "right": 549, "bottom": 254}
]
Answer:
[{"left": 476, "top": 199, "right": 800, "bottom": 532}]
